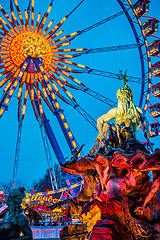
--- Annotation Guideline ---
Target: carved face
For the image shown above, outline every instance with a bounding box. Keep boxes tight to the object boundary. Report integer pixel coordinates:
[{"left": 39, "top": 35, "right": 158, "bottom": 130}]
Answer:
[{"left": 116, "top": 87, "right": 133, "bottom": 102}]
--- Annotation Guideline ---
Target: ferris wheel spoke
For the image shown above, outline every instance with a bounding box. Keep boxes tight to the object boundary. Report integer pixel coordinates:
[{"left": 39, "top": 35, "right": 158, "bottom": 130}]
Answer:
[
  {"left": 47, "top": 66, "right": 117, "bottom": 108},
  {"left": 34, "top": 58, "right": 72, "bottom": 106},
  {"left": 0, "top": 31, "right": 11, "bottom": 39},
  {"left": 49, "top": 60, "right": 86, "bottom": 87},
  {"left": 45, "top": 0, "right": 84, "bottom": 40},
  {"left": 0, "top": 21, "right": 15, "bottom": 38},
  {"left": 30, "top": 0, "right": 34, "bottom": 31},
  {"left": 50, "top": 43, "right": 142, "bottom": 59},
  {"left": 69, "top": 82, "right": 117, "bottom": 108},
  {"left": 60, "top": 43, "right": 143, "bottom": 59},
  {"left": 0, "top": 79, "right": 19, "bottom": 117},
  {"left": 10, "top": 0, "right": 17, "bottom": 27},
  {"left": 49, "top": 72, "right": 81, "bottom": 91},
  {"left": 28, "top": 86, "right": 42, "bottom": 121},
  {"left": 51, "top": 7, "right": 131, "bottom": 46},
  {"left": 24, "top": 9, "right": 30, "bottom": 31},
  {"left": 45, "top": 72, "right": 61, "bottom": 92},
  {"left": 34, "top": 13, "right": 41, "bottom": 33},
  {"left": 67, "top": 99, "right": 97, "bottom": 130},
  {"left": 69, "top": 67, "right": 142, "bottom": 84},
  {"left": 38, "top": 88, "right": 56, "bottom": 114},
  {"left": 10, "top": 0, "right": 23, "bottom": 33},
  {"left": 44, "top": 80, "right": 71, "bottom": 105},
  {"left": 41, "top": 19, "right": 54, "bottom": 37},
  {"left": 26, "top": 0, "right": 31, "bottom": 19},
  {"left": 0, "top": 20, "right": 14, "bottom": 38},
  {"left": 0, "top": 56, "right": 30, "bottom": 118},
  {"left": 37, "top": 0, "right": 54, "bottom": 34},
  {"left": 0, "top": 70, "right": 16, "bottom": 88},
  {"left": 50, "top": 32, "right": 78, "bottom": 47},
  {"left": 34, "top": 80, "right": 44, "bottom": 117},
  {"left": 55, "top": 57, "right": 89, "bottom": 70},
  {"left": 0, "top": 16, "right": 17, "bottom": 37},
  {"left": 18, "top": 97, "right": 22, "bottom": 122},
  {"left": 47, "top": 64, "right": 73, "bottom": 87},
  {"left": 26, "top": 0, "right": 35, "bottom": 27},
  {"left": 46, "top": 68, "right": 77, "bottom": 103},
  {"left": 13, "top": 0, "right": 26, "bottom": 32},
  {"left": 17, "top": 76, "right": 26, "bottom": 99},
  {"left": 21, "top": 86, "right": 29, "bottom": 120},
  {"left": 3, "top": 71, "right": 20, "bottom": 93},
  {"left": 0, "top": 4, "right": 20, "bottom": 35}
]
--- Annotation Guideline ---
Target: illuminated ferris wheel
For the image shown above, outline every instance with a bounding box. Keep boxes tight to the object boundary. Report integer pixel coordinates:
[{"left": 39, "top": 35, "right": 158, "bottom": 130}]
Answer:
[{"left": 0, "top": 0, "right": 159, "bottom": 189}]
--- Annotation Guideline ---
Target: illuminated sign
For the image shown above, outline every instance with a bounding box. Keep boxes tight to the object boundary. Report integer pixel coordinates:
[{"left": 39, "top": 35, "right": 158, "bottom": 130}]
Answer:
[{"left": 25, "top": 194, "right": 61, "bottom": 204}]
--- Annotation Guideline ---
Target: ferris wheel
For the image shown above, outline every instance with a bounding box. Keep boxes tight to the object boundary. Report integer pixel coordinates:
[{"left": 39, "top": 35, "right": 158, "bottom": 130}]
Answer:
[{"left": 0, "top": 0, "right": 159, "bottom": 189}]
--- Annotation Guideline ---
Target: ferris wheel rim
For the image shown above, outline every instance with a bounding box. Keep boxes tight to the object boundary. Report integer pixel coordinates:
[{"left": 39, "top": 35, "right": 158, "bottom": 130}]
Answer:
[{"left": 118, "top": 0, "right": 152, "bottom": 111}]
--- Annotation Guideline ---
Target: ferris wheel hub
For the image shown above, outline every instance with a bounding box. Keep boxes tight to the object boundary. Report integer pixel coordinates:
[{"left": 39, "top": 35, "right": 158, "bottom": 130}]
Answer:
[
  {"left": 10, "top": 32, "right": 52, "bottom": 69},
  {"left": 22, "top": 33, "right": 47, "bottom": 58}
]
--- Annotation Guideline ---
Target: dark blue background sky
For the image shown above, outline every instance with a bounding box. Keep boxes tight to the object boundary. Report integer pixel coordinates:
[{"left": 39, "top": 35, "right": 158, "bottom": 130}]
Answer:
[{"left": 0, "top": 0, "right": 160, "bottom": 189}]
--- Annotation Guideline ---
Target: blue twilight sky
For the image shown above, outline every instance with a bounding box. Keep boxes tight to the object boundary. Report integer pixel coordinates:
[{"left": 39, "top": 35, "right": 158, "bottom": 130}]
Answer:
[{"left": 0, "top": 0, "right": 160, "bottom": 189}]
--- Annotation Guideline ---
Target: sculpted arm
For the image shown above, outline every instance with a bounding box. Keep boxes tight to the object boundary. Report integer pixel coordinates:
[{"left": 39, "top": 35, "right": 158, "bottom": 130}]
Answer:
[
  {"left": 97, "top": 108, "right": 117, "bottom": 134},
  {"left": 13, "top": 214, "right": 33, "bottom": 240},
  {"left": 124, "top": 168, "right": 136, "bottom": 186},
  {"left": 136, "top": 107, "right": 150, "bottom": 138},
  {"left": 142, "top": 177, "right": 160, "bottom": 209},
  {"left": 134, "top": 177, "right": 160, "bottom": 218}
]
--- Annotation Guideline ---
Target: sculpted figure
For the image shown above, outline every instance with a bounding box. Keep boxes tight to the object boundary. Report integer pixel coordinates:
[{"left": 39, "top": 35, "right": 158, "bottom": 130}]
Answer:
[
  {"left": 121, "top": 118, "right": 135, "bottom": 140},
  {"left": 0, "top": 187, "right": 33, "bottom": 240},
  {"left": 49, "top": 169, "right": 101, "bottom": 232},
  {"left": 81, "top": 154, "right": 160, "bottom": 239},
  {"left": 49, "top": 156, "right": 97, "bottom": 218},
  {"left": 135, "top": 170, "right": 160, "bottom": 222},
  {"left": 97, "top": 77, "right": 150, "bottom": 143},
  {"left": 89, "top": 138, "right": 119, "bottom": 157},
  {"left": 62, "top": 144, "right": 85, "bottom": 167}
]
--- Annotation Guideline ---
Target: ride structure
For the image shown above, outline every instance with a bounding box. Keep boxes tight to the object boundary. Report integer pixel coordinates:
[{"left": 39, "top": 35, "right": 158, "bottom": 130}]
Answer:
[{"left": 0, "top": 0, "right": 159, "bottom": 190}]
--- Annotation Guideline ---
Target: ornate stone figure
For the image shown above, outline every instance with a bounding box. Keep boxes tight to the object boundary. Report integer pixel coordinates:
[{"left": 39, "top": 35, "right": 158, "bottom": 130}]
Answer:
[
  {"left": 61, "top": 144, "right": 85, "bottom": 167},
  {"left": 58, "top": 74, "right": 160, "bottom": 240},
  {"left": 0, "top": 187, "right": 33, "bottom": 240},
  {"left": 81, "top": 154, "right": 160, "bottom": 240},
  {"left": 135, "top": 170, "right": 160, "bottom": 221},
  {"left": 96, "top": 78, "right": 150, "bottom": 144},
  {"left": 58, "top": 150, "right": 160, "bottom": 239},
  {"left": 49, "top": 157, "right": 97, "bottom": 217}
]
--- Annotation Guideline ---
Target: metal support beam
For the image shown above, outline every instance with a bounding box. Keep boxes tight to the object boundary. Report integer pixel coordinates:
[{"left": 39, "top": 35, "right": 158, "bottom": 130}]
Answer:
[
  {"left": 39, "top": 118, "right": 58, "bottom": 190},
  {"left": 64, "top": 43, "right": 143, "bottom": 59},
  {"left": 34, "top": 58, "right": 79, "bottom": 152},
  {"left": 12, "top": 120, "right": 23, "bottom": 189},
  {"left": 29, "top": 86, "right": 77, "bottom": 184}
]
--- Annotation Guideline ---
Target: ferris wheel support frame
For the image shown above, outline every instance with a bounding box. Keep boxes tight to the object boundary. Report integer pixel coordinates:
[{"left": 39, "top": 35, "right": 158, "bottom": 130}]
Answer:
[
  {"left": 12, "top": 119, "right": 23, "bottom": 189},
  {"left": 33, "top": 58, "right": 79, "bottom": 153},
  {"left": 31, "top": 88, "right": 78, "bottom": 184}
]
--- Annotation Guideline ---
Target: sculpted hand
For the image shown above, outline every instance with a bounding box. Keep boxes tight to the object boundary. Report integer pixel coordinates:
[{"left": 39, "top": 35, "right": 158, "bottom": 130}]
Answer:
[{"left": 134, "top": 206, "right": 144, "bottom": 216}]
